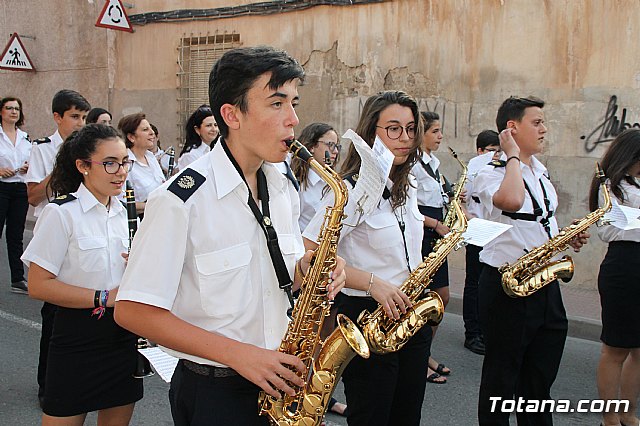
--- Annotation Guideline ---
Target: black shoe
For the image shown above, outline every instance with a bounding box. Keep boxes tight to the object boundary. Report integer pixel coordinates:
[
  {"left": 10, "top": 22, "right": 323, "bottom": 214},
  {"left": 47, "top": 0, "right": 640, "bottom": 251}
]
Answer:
[
  {"left": 10, "top": 280, "right": 28, "bottom": 294},
  {"left": 464, "top": 336, "right": 486, "bottom": 355}
]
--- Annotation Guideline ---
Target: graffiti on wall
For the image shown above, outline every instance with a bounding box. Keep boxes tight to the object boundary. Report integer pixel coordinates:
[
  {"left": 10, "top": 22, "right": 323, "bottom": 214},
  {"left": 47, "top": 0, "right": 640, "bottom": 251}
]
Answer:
[{"left": 581, "top": 96, "right": 640, "bottom": 153}]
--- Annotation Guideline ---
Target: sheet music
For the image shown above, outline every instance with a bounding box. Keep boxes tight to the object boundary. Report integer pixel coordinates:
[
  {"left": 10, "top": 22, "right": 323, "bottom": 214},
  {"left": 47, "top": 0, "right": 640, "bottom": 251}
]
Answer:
[
  {"left": 138, "top": 347, "right": 179, "bottom": 383},
  {"left": 604, "top": 203, "right": 640, "bottom": 230},
  {"left": 462, "top": 218, "right": 513, "bottom": 247},
  {"left": 342, "top": 129, "right": 394, "bottom": 218}
]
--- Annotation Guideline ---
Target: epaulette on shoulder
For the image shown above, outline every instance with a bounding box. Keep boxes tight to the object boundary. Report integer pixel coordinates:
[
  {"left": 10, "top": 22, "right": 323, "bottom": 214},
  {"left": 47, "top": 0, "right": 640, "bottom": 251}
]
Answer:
[
  {"left": 167, "top": 169, "right": 206, "bottom": 202},
  {"left": 33, "top": 137, "right": 51, "bottom": 145},
  {"left": 344, "top": 173, "right": 359, "bottom": 188},
  {"left": 489, "top": 159, "right": 506, "bottom": 167},
  {"left": 50, "top": 194, "right": 77, "bottom": 205}
]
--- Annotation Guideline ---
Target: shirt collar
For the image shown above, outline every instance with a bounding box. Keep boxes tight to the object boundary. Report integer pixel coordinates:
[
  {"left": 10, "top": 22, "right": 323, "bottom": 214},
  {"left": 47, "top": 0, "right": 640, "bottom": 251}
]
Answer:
[
  {"left": 75, "top": 183, "right": 124, "bottom": 216},
  {"left": 500, "top": 153, "right": 547, "bottom": 179},
  {"left": 308, "top": 169, "right": 322, "bottom": 185},
  {"left": 50, "top": 130, "right": 63, "bottom": 148},
  {"left": 421, "top": 151, "right": 440, "bottom": 169}
]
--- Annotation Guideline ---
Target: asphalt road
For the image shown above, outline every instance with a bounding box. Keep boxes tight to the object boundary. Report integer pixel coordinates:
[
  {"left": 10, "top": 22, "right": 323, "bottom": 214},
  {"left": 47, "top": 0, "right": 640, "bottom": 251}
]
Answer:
[{"left": 0, "top": 230, "right": 606, "bottom": 425}]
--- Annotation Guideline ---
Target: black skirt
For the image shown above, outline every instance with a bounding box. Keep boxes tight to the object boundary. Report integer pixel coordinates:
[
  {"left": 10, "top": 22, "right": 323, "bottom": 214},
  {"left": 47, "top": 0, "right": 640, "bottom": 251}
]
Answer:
[
  {"left": 418, "top": 205, "right": 449, "bottom": 289},
  {"left": 598, "top": 241, "right": 640, "bottom": 348},
  {"left": 42, "top": 307, "right": 143, "bottom": 417}
]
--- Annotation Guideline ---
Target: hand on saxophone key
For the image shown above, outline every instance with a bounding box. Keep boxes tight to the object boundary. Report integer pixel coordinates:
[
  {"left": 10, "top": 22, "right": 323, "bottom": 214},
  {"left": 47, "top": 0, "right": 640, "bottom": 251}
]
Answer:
[
  {"left": 230, "top": 345, "right": 306, "bottom": 399},
  {"left": 369, "top": 276, "right": 413, "bottom": 320},
  {"left": 328, "top": 255, "right": 347, "bottom": 300},
  {"left": 568, "top": 221, "right": 590, "bottom": 252}
]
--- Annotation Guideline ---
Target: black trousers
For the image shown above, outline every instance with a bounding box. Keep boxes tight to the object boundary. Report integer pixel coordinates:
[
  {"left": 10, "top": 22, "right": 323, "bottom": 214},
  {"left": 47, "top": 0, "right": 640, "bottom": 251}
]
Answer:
[
  {"left": 38, "top": 302, "right": 57, "bottom": 398},
  {"left": 339, "top": 295, "right": 432, "bottom": 426},
  {"left": 463, "top": 244, "right": 483, "bottom": 339},
  {"left": 478, "top": 265, "right": 567, "bottom": 426},
  {"left": 169, "top": 360, "right": 269, "bottom": 426},
  {"left": 0, "top": 181, "right": 28, "bottom": 283}
]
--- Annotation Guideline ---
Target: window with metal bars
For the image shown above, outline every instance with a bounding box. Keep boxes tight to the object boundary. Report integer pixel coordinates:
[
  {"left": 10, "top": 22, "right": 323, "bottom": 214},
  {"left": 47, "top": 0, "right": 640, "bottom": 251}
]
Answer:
[{"left": 177, "top": 33, "right": 241, "bottom": 147}]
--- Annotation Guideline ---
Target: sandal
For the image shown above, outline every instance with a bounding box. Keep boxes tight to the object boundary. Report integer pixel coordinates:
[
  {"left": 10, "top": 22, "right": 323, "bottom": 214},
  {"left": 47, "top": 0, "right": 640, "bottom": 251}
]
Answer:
[
  {"left": 426, "top": 371, "right": 447, "bottom": 384},
  {"left": 434, "top": 362, "right": 451, "bottom": 376}
]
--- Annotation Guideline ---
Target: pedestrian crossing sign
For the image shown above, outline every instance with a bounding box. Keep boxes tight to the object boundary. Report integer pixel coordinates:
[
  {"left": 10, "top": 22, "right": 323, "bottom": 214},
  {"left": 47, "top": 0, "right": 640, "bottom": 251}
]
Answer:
[
  {"left": 0, "top": 33, "right": 35, "bottom": 71},
  {"left": 96, "top": 0, "right": 134, "bottom": 33}
]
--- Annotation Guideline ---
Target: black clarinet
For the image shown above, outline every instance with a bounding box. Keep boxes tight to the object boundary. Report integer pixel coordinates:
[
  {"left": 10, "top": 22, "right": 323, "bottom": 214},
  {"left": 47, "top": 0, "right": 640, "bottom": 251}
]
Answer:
[
  {"left": 126, "top": 181, "right": 155, "bottom": 379},
  {"left": 166, "top": 147, "right": 175, "bottom": 179}
]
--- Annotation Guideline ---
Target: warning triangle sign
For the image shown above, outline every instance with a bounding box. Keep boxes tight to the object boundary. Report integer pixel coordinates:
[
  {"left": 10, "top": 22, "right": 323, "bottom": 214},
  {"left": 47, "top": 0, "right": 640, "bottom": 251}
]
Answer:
[
  {"left": 0, "top": 33, "right": 35, "bottom": 71},
  {"left": 96, "top": 0, "right": 134, "bottom": 33}
]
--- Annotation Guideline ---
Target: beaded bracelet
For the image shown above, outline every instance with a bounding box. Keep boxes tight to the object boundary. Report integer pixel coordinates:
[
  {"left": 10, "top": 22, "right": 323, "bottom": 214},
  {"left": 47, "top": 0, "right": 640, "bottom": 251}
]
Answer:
[{"left": 366, "top": 273, "right": 375, "bottom": 296}]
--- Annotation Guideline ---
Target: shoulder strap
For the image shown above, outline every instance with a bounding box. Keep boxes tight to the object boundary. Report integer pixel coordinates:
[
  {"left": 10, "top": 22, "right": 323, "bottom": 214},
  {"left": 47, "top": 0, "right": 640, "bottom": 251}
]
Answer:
[
  {"left": 50, "top": 194, "right": 77, "bottom": 205},
  {"left": 167, "top": 169, "right": 206, "bottom": 202}
]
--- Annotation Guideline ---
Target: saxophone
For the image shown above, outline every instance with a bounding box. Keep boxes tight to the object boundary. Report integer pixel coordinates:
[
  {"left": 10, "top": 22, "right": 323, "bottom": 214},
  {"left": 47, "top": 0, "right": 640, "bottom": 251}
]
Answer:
[
  {"left": 357, "top": 195, "right": 467, "bottom": 354},
  {"left": 499, "top": 163, "right": 611, "bottom": 298},
  {"left": 442, "top": 147, "right": 468, "bottom": 230},
  {"left": 259, "top": 140, "right": 370, "bottom": 426}
]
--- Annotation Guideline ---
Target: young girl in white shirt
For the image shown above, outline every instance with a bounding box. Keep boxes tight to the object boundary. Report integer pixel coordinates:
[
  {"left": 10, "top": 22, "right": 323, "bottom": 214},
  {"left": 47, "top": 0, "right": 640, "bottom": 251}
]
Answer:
[{"left": 23, "top": 124, "right": 142, "bottom": 425}]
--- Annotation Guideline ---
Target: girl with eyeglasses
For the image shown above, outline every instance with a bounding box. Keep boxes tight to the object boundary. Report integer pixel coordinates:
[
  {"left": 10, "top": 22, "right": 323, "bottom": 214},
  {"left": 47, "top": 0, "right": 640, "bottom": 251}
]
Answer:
[
  {"left": 118, "top": 113, "right": 165, "bottom": 215},
  {"left": 0, "top": 96, "right": 31, "bottom": 294},
  {"left": 303, "top": 91, "right": 430, "bottom": 425},
  {"left": 588, "top": 129, "right": 640, "bottom": 426},
  {"left": 178, "top": 105, "right": 219, "bottom": 171},
  {"left": 22, "top": 124, "right": 142, "bottom": 426},
  {"left": 411, "top": 111, "right": 452, "bottom": 384}
]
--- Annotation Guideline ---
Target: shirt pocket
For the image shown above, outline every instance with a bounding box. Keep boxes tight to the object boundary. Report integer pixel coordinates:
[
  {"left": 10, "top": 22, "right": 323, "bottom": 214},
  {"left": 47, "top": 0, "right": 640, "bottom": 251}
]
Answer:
[
  {"left": 77, "top": 237, "right": 108, "bottom": 272},
  {"left": 365, "top": 213, "right": 401, "bottom": 250},
  {"left": 195, "top": 243, "right": 253, "bottom": 317},
  {"left": 277, "top": 234, "right": 298, "bottom": 268}
]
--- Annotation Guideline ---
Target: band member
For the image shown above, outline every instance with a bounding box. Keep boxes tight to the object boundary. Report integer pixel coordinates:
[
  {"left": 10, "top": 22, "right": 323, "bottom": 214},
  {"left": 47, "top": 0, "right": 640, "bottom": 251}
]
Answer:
[
  {"left": 118, "top": 113, "right": 165, "bottom": 215},
  {"left": 473, "top": 96, "right": 588, "bottom": 425},
  {"left": 114, "top": 46, "right": 346, "bottom": 426},
  {"left": 462, "top": 130, "right": 501, "bottom": 355},
  {"left": 411, "top": 111, "right": 451, "bottom": 383},
  {"left": 177, "top": 105, "right": 219, "bottom": 171},
  {"left": 22, "top": 124, "right": 142, "bottom": 425},
  {"left": 25, "top": 89, "right": 90, "bottom": 407},
  {"left": 0, "top": 96, "right": 31, "bottom": 294},
  {"left": 291, "top": 122, "right": 341, "bottom": 230},
  {"left": 588, "top": 129, "right": 640, "bottom": 426},
  {"left": 304, "top": 90, "right": 429, "bottom": 426}
]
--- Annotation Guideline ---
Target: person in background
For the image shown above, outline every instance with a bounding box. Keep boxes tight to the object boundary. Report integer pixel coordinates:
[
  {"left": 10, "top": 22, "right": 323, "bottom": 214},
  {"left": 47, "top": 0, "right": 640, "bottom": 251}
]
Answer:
[
  {"left": 118, "top": 113, "right": 165, "bottom": 215},
  {"left": 177, "top": 105, "right": 219, "bottom": 171},
  {"left": 588, "top": 129, "right": 640, "bottom": 426},
  {"left": 462, "top": 129, "right": 500, "bottom": 356},
  {"left": 0, "top": 96, "right": 31, "bottom": 294},
  {"left": 411, "top": 111, "right": 451, "bottom": 384},
  {"left": 86, "top": 107, "right": 112, "bottom": 126},
  {"left": 148, "top": 123, "right": 171, "bottom": 176},
  {"left": 24, "top": 88, "right": 90, "bottom": 408},
  {"left": 22, "top": 124, "right": 142, "bottom": 425}
]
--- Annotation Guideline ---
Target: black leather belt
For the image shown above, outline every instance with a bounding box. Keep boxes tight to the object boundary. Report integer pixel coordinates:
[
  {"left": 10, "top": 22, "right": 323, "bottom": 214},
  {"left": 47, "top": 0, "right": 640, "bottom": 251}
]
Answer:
[{"left": 182, "top": 359, "right": 238, "bottom": 378}]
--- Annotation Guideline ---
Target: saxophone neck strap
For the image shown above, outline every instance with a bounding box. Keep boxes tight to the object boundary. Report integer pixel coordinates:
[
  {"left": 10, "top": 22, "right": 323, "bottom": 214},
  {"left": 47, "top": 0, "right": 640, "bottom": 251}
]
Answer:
[
  {"left": 221, "top": 139, "right": 294, "bottom": 309},
  {"left": 501, "top": 177, "right": 554, "bottom": 239},
  {"left": 383, "top": 187, "right": 411, "bottom": 273}
]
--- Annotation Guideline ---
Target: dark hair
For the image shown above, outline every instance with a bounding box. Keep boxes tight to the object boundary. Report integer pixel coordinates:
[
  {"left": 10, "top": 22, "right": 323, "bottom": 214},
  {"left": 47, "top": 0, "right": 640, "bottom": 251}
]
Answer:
[
  {"left": 86, "top": 107, "right": 112, "bottom": 124},
  {"left": 52, "top": 89, "right": 91, "bottom": 117},
  {"left": 180, "top": 105, "right": 214, "bottom": 156},
  {"left": 0, "top": 96, "right": 25, "bottom": 127},
  {"left": 209, "top": 46, "right": 305, "bottom": 139},
  {"left": 341, "top": 91, "right": 423, "bottom": 209},
  {"left": 495, "top": 96, "right": 545, "bottom": 132},
  {"left": 421, "top": 111, "right": 440, "bottom": 132},
  {"left": 588, "top": 129, "right": 640, "bottom": 211},
  {"left": 150, "top": 123, "right": 161, "bottom": 148},
  {"left": 476, "top": 129, "right": 499, "bottom": 150},
  {"left": 117, "top": 113, "right": 146, "bottom": 149},
  {"left": 291, "top": 122, "right": 337, "bottom": 190},
  {"left": 48, "top": 124, "right": 122, "bottom": 197}
]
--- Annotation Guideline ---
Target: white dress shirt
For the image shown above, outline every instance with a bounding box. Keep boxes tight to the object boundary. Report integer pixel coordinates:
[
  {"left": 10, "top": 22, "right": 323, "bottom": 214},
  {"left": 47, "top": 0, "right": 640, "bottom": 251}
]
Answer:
[
  {"left": 474, "top": 155, "right": 559, "bottom": 268},
  {"left": 465, "top": 152, "right": 495, "bottom": 219},
  {"left": 21, "top": 183, "right": 128, "bottom": 290},
  {"left": 117, "top": 141, "right": 305, "bottom": 367},
  {"left": 25, "top": 130, "right": 64, "bottom": 217},
  {"left": 303, "top": 176, "right": 424, "bottom": 296},
  {"left": 412, "top": 152, "right": 447, "bottom": 208},
  {"left": 0, "top": 125, "right": 31, "bottom": 183},
  {"left": 127, "top": 149, "right": 165, "bottom": 202},
  {"left": 598, "top": 178, "right": 640, "bottom": 243},
  {"left": 299, "top": 169, "right": 326, "bottom": 232},
  {"left": 177, "top": 142, "right": 209, "bottom": 171}
]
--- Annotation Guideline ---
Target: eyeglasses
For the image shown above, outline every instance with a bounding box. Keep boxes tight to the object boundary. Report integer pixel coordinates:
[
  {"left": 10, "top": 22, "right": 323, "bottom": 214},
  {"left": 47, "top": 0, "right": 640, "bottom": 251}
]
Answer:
[
  {"left": 318, "top": 140, "right": 342, "bottom": 151},
  {"left": 84, "top": 160, "right": 134, "bottom": 174},
  {"left": 376, "top": 124, "right": 416, "bottom": 140},
  {"left": 3, "top": 106, "right": 20, "bottom": 112}
]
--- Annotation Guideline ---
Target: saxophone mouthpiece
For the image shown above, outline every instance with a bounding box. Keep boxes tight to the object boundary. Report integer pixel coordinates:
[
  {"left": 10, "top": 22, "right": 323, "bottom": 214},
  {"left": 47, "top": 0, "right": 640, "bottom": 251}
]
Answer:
[
  {"left": 448, "top": 146, "right": 458, "bottom": 158},
  {"left": 596, "top": 162, "right": 606, "bottom": 183},
  {"left": 286, "top": 139, "right": 313, "bottom": 162}
]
